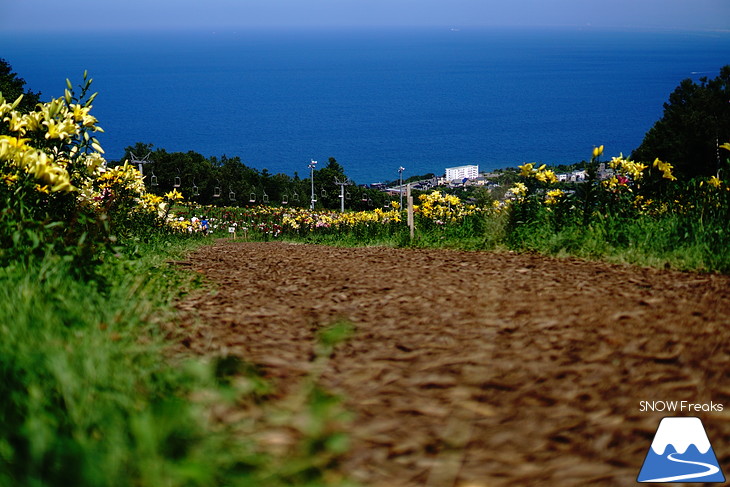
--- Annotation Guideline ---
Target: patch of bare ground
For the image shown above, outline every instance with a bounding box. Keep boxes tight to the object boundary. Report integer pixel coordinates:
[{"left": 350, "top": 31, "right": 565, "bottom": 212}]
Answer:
[{"left": 172, "top": 240, "right": 730, "bottom": 487}]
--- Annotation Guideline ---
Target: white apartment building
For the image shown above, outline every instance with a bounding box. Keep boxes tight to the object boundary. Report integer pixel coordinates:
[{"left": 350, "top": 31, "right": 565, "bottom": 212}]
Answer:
[{"left": 445, "top": 164, "right": 479, "bottom": 181}]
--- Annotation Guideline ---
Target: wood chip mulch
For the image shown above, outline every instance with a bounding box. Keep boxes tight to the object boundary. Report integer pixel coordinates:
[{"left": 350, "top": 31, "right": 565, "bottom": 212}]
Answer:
[{"left": 172, "top": 240, "right": 730, "bottom": 487}]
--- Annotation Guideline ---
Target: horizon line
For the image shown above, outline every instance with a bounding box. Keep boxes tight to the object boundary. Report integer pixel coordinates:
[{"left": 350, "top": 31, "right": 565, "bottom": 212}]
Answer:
[{"left": 3, "top": 23, "right": 729, "bottom": 35}]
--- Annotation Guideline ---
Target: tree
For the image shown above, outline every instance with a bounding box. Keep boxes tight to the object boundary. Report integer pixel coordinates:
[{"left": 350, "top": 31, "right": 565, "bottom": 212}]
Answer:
[
  {"left": 121, "top": 143, "right": 310, "bottom": 207},
  {"left": 0, "top": 58, "right": 41, "bottom": 114},
  {"left": 314, "top": 157, "right": 348, "bottom": 209},
  {"left": 632, "top": 65, "right": 730, "bottom": 180}
]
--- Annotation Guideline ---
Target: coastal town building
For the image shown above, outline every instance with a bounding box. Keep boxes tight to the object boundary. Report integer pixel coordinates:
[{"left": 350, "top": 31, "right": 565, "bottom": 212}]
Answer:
[
  {"left": 556, "top": 169, "right": 588, "bottom": 182},
  {"left": 445, "top": 164, "right": 479, "bottom": 181}
]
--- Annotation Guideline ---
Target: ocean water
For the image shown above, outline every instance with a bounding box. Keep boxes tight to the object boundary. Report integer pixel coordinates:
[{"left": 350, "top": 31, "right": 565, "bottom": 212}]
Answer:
[{"left": 2, "top": 27, "right": 729, "bottom": 184}]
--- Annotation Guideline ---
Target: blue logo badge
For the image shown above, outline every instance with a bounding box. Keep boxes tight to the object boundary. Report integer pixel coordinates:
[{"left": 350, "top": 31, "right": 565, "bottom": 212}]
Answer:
[{"left": 638, "top": 417, "right": 725, "bottom": 483}]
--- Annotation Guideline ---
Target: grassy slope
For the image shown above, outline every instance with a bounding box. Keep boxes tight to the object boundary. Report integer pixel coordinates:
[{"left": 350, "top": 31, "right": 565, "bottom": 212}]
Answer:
[
  {"left": 0, "top": 235, "right": 355, "bottom": 487},
  {"left": 0, "top": 238, "right": 207, "bottom": 486}
]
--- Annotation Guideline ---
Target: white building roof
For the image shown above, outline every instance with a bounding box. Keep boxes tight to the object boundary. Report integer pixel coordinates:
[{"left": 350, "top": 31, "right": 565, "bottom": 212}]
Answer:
[{"left": 445, "top": 164, "right": 478, "bottom": 170}]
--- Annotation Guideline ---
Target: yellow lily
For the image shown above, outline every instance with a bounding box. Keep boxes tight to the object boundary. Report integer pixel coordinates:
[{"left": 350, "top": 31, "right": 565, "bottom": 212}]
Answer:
[{"left": 518, "top": 163, "right": 535, "bottom": 177}]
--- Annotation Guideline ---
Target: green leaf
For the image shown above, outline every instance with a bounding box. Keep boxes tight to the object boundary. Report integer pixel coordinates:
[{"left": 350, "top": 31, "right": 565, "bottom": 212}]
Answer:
[
  {"left": 325, "top": 432, "right": 350, "bottom": 454},
  {"left": 44, "top": 221, "right": 64, "bottom": 230},
  {"left": 316, "top": 321, "right": 355, "bottom": 349}
]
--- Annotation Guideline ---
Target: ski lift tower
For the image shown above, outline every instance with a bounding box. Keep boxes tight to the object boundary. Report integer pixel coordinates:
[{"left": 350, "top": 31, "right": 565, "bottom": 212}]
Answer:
[
  {"left": 334, "top": 177, "right": 352, "bottom": 213},
  {"left": 130, "top": 152, "right": 152, "bottom": 176},
  {"left": 308, "top": 159, "right": 318, "bottom": 210}
]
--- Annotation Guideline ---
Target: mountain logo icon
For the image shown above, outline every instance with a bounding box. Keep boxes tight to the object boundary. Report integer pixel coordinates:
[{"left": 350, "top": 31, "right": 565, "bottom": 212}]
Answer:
[{"left": 637, "top": 417, "right": 725, "bottom": 483}]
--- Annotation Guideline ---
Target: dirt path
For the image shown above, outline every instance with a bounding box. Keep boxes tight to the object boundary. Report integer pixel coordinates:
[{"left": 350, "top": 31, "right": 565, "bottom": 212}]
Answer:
[{"left": 173, "top": 240, "right": 730, "bottom": 486}]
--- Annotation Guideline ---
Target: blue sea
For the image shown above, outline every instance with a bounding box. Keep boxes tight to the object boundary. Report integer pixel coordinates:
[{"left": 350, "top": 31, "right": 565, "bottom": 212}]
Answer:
[{"left": 2, "top": 27, "right": 729, "bottom": 184}]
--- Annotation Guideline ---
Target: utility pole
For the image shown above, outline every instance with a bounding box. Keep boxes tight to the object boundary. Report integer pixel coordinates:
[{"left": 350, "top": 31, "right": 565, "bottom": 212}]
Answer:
[
  {"left": 398, "top": 166, "right": 405, "bottom": 209},
  {"left": 309, "top": 159, "right": 318, "bottom": 210},
  {"left": 334, "top": 177, "right": 351, "bottom": 213},
  {"left": 407, "top": 183, "right": 414, "bottom": 240}
]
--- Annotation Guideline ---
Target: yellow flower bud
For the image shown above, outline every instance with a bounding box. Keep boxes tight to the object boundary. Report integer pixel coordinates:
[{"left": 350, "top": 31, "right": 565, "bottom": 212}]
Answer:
[{"left": 10, "top": 94, "right": 23, "bottom": 110}]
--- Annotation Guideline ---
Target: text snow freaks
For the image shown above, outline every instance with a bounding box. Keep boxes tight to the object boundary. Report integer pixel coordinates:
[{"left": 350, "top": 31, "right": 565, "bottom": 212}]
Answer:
[{"left": 639, "top": 401, "right": 724, "bottom": 413}]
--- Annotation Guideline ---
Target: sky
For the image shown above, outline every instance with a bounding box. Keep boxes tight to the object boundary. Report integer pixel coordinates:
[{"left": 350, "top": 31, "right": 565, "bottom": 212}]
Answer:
[{"left": 2, "top": 0, "right": 729, "bottom": 32}]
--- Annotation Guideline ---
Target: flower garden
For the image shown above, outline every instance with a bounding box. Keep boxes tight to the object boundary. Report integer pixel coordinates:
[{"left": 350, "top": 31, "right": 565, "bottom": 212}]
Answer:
[
  {"left": 172, "top": 190, "right": 486, "bottom": 241},
  {"left": 162, "top": 141, "right": 730, "bottom": 273},
  {"left": 4, "top": 72, "right": 727, "bottom": 270}
]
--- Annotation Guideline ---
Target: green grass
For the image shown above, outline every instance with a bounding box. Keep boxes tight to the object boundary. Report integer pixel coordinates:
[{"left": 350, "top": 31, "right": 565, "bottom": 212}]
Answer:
[
  {"left": 270, "top": 207, "right": 729, "bottom": 273},
  {"left": 0, "top": 236, "right": 355, "bottom": 487},
  {"left": 503, "top": 211, "right": 730, "bottom": 272},
  {"left": 0, "top": 237, "right": 214, "bottom": 487}
]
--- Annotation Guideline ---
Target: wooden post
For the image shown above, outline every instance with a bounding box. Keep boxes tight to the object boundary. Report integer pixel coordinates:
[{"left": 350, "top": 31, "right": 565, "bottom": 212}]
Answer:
[{"left": 407, "top": 183, "right": 414, "bottom": 240}]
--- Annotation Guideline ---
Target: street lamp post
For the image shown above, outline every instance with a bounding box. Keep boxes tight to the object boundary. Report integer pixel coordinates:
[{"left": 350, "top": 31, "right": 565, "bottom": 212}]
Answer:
[
  {"left": 398, "top": 166, "right": 405, "bottom": 209},
  {"left": 309, "top": 159, "right": 318, "bottom": 210}
]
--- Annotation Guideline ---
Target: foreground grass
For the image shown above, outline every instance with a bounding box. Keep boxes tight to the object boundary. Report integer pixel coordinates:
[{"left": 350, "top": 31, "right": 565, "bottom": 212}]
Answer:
[
  {"left": 1, "top": 238, "right": 199, "bottom": 486},
  {"left": 0, "top": 236, "right": 354, "bottom": 487}
]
